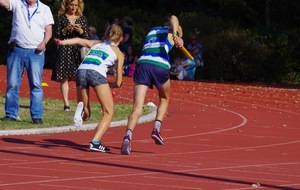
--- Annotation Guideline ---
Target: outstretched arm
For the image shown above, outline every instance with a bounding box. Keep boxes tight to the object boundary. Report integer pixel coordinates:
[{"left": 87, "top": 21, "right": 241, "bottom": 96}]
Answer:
[{"left": 54, "top": 37, "right": 101, "bottom": 48}]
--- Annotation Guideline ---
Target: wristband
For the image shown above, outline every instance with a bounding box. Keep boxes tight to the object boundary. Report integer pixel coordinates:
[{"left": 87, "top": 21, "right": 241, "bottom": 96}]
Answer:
[{"left": 173, "top": 31, "right": 179, "bottom": 41}]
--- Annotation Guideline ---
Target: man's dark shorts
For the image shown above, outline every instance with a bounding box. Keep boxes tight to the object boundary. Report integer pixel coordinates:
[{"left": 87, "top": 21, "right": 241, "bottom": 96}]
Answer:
[
  {"left": 76, "top": 69, "right": 107, "bottom": 88},
  {"left": 133, "top": 63, "right": 170, "bottom": 89}
]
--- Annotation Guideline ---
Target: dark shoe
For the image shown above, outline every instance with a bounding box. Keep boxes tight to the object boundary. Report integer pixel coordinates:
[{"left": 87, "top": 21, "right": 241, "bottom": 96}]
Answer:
[
  {"left": 2, "top": 116, "right": 16, "bottom": 122},
  {"left": 89, "top": 141, "right": 111, "bottom": 153},
  {"left": 32, "top": 118, "right": 43, "bottom": 124},
  {"left": 121, "top": 135, "right": 131, "bottom": 155},
  {"left": 64, "top": 106, "right": 70, "bottom": 111},
  {"left": 151, "top": 128, "right": 165, "bottom": 145}
]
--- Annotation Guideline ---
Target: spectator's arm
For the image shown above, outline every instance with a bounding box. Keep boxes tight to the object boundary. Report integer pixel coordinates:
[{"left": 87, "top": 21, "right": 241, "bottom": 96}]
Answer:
[
  {"left": 170, "top": 71, "right": 179, "bottom": 76},
  {"left": 37, "top": 24, "right": 53, "bottom": 51},
  {"left": 190, "top": 47, "right": 200, "bottom": 55},
  {"left": 182, "top": 60, "right": 190, "bottom": 68},
  {"left": 44, "top": 24, "right": 53, "bottom": 45}
]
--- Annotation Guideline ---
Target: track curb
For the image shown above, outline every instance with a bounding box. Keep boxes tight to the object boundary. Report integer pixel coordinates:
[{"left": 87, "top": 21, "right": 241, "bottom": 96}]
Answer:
[{"left": 0, "top": 105, "right": 157, "bottom": 136}]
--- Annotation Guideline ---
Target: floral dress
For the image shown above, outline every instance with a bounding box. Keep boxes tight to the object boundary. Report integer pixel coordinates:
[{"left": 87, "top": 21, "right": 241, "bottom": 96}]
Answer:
[{"left": 51, "top": 14, "right": 89, "bottom": 81}]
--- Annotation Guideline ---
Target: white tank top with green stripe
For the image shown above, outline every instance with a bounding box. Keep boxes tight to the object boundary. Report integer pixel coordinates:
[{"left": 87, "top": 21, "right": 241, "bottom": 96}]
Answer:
[{"left": 78, "top": 40, "right": 117, "bottom": 77}]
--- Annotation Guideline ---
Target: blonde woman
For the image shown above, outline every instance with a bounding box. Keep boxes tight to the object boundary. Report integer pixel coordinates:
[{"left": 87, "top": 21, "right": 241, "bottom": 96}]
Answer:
[
  {"left": 54, "top": 24, "right": 124, "bottom": 153},
  {"left": 51, "top": 0, "right": 89, "bottom": 111}
]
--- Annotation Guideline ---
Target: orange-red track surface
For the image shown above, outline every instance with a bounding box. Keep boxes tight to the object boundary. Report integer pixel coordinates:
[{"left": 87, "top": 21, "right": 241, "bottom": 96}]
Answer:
[{"left": 0, "top": 65, "right": 299, "bottom": 190}]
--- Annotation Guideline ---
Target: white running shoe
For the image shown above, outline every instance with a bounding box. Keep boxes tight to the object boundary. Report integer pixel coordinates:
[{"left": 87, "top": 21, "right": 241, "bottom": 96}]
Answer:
[{"left": 74, "top": 102, "right": 84, "bottom": 128}]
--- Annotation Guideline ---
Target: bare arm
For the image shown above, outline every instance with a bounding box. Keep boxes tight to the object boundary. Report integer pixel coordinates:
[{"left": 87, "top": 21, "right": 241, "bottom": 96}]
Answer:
[
  {"left": 181, "top": 61, "right": 191, "bottom": 68},
  {"left": 170, "top": 15, "right": 183, "bottom": 37},
  {"left": 0, "top": 0, "right": 10, "bottom": 10},
  {"left": 54, "top": 37, "right": 101, "bottom": 48},
  {"left": 170, "top": 70, "right": 180, "bottom": 76},
  {"left": 37, "top": 24, "right": 52, "bottom": 51},
  {"left": 109, "top": 46, "right": 124, "bottom": 88},
  {"left": 190, "top": 46, "right": 200, "bottom": 55},
  {"left": 44, "top": 25, "right": 52, "bottom": 45},
  {"left": 168, "top": 15, "right": 184, "bottom": 48}
]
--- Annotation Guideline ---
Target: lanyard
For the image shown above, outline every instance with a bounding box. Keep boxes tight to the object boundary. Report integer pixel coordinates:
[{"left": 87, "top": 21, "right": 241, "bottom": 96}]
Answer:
[{"left": 24, "top": 0, "right": 39, "bottom": 28}]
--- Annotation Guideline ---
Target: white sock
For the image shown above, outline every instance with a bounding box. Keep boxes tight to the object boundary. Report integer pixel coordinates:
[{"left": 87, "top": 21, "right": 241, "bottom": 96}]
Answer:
[
  {"left": 154, "top": 120, "right": 162, "bottom": 132},
  {"left": 125, "top": 129, "right": 133, "bottom": 140}
]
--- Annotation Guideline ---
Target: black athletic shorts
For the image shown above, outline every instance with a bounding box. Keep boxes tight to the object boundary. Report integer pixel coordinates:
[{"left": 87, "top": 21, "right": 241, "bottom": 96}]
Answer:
[{"left": 133, "top": 63, "right": 170, "bottom": 89}]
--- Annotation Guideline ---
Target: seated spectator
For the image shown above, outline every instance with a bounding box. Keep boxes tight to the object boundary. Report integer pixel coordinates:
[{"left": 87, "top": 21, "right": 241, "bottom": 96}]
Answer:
[
  {"left": 187, "top": 33, "right": 203, "bottom": 80},
  {"left": 128, "top": 62, "right": 137, "bottom": 77},
  {"left": 170, "top": 56, "right": 196, "bottom": 81},
  {"left": 187, "top": 34, "right": 203, "bottom": 67},
  {"left": 81, "top": 26, "right": 100, "bottom": 60},
  {"left": 182, "top": 55, "right": 196, "bottom": 80},
  {"left": 123, "top": 45, "right": 138, "bottom": 76},
  {"left": 88, "top": 26, "right": 100, "bottom": 40},
  {"left": 170, "top": 57, "right": 187, "bottom": 80},
  {"left": 107, "top": 65, "right": 116, "bottom": 76}
]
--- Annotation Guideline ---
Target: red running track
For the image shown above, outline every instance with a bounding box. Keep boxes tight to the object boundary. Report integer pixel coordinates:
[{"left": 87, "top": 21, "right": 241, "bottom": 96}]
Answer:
[{"left": 0, "top": 65, "right": 300, "bottom": 190}]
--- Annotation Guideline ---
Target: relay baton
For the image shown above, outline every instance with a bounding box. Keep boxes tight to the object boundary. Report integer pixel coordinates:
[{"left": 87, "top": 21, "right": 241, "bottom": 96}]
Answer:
[
  {"left": 179, "top": 46, "right": 194, "bottom": 60},
  {"left": 174, "top": 36, "right": 194, "bottom": 60}
]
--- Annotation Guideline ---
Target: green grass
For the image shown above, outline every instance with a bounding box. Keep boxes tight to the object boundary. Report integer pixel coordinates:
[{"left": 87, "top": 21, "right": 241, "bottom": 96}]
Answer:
[{"left": 0, "top": 96, "right": 153, "bottom": 130}]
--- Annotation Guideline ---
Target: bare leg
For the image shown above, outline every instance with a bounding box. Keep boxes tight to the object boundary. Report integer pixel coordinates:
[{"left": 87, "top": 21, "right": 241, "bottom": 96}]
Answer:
[
  {"left": 91, "top": 84, "right": 114, "bottom": 141},
  {"left": 121, "top": 83, "right": 148, "bottom": 155},
  {"left": 87, "top": 83, "right": 113, "bottom": 153},
  {"left": 77, "top": 87, "right": 90, "bottom": 121},
  {"left": 127, "top": 83, "right": 149, "bottom": 132},
  {"left": 150, "top": 79, "right": 171, "bottom": 145},
  {"left": 156, "top": 79, "right": 170, "bottom": 122},
  {"left": 60, "top": 78, "right": 69, "bottom": 109}
]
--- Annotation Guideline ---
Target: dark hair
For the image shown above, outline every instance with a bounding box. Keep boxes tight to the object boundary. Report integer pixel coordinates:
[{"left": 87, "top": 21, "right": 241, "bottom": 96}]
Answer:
[
  {"left": 162, "top": 14, "right": 172, "bottom": 26},
  {"left": 123, "top": 16, "right": 134, "bottom": 26}
]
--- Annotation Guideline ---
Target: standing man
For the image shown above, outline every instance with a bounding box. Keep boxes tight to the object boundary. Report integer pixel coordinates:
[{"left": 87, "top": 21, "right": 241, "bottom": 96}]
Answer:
[
  {"left": 121, "top": 15, "right": 184, "bottom": 155},
  {"left": 0, "top": 0, "right": 54, "bottom": 124}
]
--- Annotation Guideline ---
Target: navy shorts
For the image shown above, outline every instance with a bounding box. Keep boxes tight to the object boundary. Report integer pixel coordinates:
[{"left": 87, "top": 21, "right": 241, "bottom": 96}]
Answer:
[
  {"left": 133, "top": 63, "right": 170, "bottom": 89},
  {"left": 76, "top": 69, "right": 107, "bottom": 88}
]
